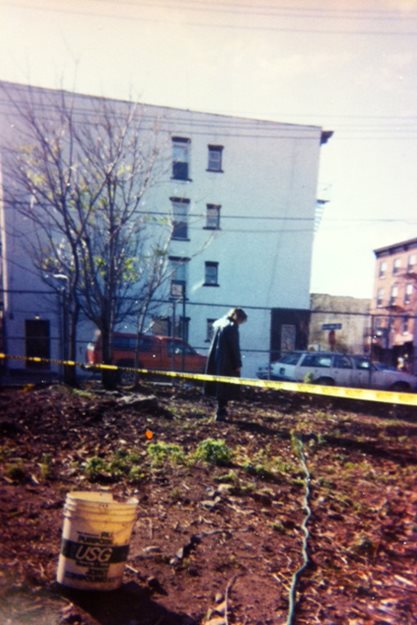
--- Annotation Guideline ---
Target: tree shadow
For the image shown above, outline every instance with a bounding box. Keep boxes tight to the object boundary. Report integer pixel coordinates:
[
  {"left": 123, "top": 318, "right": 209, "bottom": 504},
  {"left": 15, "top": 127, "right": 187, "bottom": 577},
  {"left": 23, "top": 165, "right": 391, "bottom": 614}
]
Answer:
[
  {"left": 234, "top": 417, "right": 417, "bottom": 465},
  {"left": 233, "top": 417, "right": 291, "bottom": 439},
  {"left": 58, "top": 581, "right": 193, "bottom": 625}
]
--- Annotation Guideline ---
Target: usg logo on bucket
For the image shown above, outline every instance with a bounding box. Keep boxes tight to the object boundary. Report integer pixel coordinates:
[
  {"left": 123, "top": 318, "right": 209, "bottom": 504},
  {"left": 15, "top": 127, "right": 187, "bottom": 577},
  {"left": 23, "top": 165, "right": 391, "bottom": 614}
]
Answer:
[{"left": 61, "top": 538, "right": 129, "bottom": 567}]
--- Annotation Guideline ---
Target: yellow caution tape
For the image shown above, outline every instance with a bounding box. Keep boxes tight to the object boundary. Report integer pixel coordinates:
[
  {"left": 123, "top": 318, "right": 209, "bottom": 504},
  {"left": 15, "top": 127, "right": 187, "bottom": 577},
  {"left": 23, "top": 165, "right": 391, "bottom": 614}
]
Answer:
[{"left": 1, "top": 351, "right": 417, "bottom": 406}]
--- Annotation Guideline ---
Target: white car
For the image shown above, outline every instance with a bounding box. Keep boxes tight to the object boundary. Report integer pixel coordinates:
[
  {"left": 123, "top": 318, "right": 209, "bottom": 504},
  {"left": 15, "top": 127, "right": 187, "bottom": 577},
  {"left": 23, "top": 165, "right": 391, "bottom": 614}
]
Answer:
[{"left": 257, "top": 351, "right": 417, "bottom": 392}]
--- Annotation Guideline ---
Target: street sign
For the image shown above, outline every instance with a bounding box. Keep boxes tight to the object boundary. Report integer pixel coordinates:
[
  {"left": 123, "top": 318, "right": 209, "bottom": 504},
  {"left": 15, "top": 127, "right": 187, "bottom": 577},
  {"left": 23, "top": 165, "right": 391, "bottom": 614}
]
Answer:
[{"left": 322, "top": 323, "right": 342, "bottom": 331}]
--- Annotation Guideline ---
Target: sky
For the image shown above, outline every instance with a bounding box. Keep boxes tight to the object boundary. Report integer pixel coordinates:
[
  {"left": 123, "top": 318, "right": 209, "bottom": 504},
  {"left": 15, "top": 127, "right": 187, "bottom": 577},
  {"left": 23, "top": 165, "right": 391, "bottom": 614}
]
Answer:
[{"left": 1, "top": 0, "right": 417, "bottom": 299}]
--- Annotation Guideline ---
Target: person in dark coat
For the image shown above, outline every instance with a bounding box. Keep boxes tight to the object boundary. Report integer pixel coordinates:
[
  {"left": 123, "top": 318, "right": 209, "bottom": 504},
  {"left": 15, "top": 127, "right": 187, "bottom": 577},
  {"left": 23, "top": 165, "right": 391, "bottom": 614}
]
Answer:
[{"left": 204, "top": 307, "right": 248, "bottom": 420}]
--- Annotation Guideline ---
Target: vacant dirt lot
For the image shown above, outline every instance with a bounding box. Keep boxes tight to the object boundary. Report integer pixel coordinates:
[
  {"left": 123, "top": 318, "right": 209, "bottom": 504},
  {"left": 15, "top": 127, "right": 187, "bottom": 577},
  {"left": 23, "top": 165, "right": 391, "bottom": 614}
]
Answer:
[{"left": 1, "top": 380, "right": 417, "bottom": 625}]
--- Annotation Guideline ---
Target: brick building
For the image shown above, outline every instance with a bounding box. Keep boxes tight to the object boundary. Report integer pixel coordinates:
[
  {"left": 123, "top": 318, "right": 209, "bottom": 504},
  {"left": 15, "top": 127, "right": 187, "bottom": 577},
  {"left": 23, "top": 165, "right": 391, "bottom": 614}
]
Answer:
[{"left": 371, "top": 237, "right": 417, "bottom": 371}]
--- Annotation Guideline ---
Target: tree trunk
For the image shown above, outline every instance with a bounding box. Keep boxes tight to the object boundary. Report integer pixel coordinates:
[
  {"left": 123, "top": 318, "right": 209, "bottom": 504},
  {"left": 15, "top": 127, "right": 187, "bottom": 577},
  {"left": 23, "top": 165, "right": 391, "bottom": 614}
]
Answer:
[
  {"left": 64, "top": 303, "right": 79, "bottom": 387},
  {"left": 101, "top": 317, "right": 117, "bottom": 390}
]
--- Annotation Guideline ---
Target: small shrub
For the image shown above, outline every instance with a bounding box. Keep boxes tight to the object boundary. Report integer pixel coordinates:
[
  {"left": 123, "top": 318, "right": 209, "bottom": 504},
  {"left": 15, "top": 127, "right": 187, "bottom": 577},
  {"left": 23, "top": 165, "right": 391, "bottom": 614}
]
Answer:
[
  {"left": 241, "top": 449, "right": 293, "bottom": 481},
  {"left": 194, "top": 439, "right": 232, "bottom": 466},
  {"left": 83, "top": 455, "right": 109, "bottom": 480},
  {"left": 83, "top": 449, "right": 144, "bottom": 481},
  {"left": 147, "top": 442, "right": 186, "bottom": 467},
  {"left": 128, "top": 466, "right": 146, "bottom": 482},
  {"left": 108, "top": 450, "right": 140, "bottom": 477}
]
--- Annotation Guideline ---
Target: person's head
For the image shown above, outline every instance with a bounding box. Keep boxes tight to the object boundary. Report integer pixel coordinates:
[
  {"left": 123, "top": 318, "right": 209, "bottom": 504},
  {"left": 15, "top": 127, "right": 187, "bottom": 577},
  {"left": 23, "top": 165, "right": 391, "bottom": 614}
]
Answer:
[{"left": 227, "top": 307, "right": 248, "bottom": 325}]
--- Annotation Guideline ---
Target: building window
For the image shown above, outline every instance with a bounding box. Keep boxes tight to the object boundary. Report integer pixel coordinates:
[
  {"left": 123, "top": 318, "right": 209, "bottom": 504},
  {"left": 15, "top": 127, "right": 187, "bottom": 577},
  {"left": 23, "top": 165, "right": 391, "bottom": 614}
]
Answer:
[
  {"left": 172, "top": 137, "right": 190, "bottom": 180},
  {"left": 393, "top": 258, "right": 401, "bottom": 275},
  {"left": 404, "top": 283, "right": 413, "bottom": 305},
  {"left": 205, "top": 204, "right": 221, "bottom": 230},
  {"left": 206, "top": 318, "right": 216, "bottom": 342},
  {"left": 389, "top": 285, "right": 398, "bottom": 307},
  {"left": 379, "top": 260, "right": 387, "bottom": 278},
  {"left": 374, "top": 315, "right": 384, "bottom": 328},
  {"left": 207, "top": 145, "right": 223, "bottom": 172},
  {"left": 204, "top": 261, "right": 219, "bottom": 286},
  {"left": 376, "top": 288, "right": 384, "bottom": 307},
  {"left": 169, "top": 256, "right": 188, "bottom": 297},
  {"left": 170, "top": 197, "right": 190, "bottom": 240},
  {"left": 407, "top": 253, "right": 417, "bottom": 274}
]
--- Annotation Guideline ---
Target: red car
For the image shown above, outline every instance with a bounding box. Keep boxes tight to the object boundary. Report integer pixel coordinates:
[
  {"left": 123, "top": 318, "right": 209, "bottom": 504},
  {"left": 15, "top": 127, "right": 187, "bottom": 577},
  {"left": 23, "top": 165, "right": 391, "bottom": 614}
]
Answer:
[{"left": 85, "top": 331, "right": 207, "bottom": 383}]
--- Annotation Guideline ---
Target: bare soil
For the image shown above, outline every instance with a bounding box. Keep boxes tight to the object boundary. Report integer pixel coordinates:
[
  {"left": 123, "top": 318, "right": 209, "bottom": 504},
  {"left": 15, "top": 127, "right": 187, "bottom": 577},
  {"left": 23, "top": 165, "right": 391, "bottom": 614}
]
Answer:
[{"left": 1, "top": 380, "right": 417, "bottom": 625}]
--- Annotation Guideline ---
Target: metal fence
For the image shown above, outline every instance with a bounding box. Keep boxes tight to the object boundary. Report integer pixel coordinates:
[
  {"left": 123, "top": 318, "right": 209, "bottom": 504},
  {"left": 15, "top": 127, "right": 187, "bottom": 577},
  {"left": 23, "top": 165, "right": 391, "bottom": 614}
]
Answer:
[
  {"left": 1, "top": 288, "right": 416, "bottom": 379},
  {"left": 308, "top": 307, "right": 416, "bottom": 374}
]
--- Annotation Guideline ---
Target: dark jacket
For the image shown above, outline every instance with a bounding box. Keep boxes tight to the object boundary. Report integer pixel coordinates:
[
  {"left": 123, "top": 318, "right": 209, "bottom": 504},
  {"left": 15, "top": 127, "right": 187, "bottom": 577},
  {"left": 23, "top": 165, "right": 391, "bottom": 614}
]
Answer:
[{"left": 204, "top": 316, "right": 242, "bottom": 402}]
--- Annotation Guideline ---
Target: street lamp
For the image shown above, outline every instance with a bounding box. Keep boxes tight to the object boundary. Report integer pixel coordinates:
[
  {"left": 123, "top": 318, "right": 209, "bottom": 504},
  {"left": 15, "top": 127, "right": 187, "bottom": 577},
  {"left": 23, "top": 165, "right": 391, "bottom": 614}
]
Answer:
[
  {"left": 53, "top": 274, "right": 70, "bottom": 381},
  {"left": 170, "top": 280, "right": 187, "bottom": 371}
]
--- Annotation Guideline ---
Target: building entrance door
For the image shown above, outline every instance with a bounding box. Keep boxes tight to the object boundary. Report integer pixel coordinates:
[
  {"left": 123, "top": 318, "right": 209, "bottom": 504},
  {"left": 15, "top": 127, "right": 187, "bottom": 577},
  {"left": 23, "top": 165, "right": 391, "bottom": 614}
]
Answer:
[{"left": 25, "top": 319, "right": 50, "bottom": 368}]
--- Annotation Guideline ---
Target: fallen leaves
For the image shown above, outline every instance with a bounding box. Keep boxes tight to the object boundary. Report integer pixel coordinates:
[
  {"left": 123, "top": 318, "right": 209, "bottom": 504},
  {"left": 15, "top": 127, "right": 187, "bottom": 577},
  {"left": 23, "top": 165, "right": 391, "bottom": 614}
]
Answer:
[{"left": 0, "top": 383, "right": 417, "bottom": 625}]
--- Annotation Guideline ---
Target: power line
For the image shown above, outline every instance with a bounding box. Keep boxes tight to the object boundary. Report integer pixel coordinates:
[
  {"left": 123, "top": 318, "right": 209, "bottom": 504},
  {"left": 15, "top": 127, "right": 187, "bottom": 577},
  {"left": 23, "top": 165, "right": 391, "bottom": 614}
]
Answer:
[
  {"left": 3, "top": 88, "right": 417, "bottom": 141},
  {"left": 6, "top": 0, "right": 417, "bottom": 21},
  {"left": 2, "top": 81, "right": 417, "bottom": 137},
  {"left": 2, "top": 0, "right": 417, "bottom": 36},
  {"left": 95, "top": 0, "right": 417, "bottom": 21},
  {"left": 3, "top": 200, "right": 417, "bottom": 226}
]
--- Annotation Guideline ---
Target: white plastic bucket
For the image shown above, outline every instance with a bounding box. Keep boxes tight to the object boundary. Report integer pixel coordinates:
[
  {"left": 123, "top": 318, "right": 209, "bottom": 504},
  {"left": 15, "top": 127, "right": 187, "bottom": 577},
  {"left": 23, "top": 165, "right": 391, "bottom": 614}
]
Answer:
[{"left": 56, "top": 491, "right": 138, "bottom": 591}]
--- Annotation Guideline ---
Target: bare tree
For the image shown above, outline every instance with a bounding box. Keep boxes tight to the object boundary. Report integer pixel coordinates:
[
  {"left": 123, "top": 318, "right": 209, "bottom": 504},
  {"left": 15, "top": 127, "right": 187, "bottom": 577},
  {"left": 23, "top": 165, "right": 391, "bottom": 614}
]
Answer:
[{"left": 1, "top": 83, "right": 172, "bottom": 386}]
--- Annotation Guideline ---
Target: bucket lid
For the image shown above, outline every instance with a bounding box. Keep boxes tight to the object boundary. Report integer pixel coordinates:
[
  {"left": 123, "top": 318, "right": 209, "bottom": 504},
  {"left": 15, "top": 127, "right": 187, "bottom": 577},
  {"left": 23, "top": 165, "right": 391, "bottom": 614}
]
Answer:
[{"left": 66, "top": 491, "right": 138, "bottom": 505}]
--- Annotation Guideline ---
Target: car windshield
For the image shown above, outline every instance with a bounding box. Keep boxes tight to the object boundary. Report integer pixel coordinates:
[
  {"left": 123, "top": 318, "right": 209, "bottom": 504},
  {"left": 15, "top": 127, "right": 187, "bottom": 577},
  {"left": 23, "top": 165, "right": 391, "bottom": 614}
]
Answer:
[{"left": 277, "top": 352, "right": 302, "bottom": 365}]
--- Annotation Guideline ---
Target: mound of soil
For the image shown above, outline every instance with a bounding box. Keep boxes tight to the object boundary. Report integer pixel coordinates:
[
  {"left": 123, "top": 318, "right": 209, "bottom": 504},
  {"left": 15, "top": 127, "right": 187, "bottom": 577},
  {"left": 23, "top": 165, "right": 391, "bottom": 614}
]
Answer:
[{"left": 1, "top": 381, "right": 416, "bottom": 625}]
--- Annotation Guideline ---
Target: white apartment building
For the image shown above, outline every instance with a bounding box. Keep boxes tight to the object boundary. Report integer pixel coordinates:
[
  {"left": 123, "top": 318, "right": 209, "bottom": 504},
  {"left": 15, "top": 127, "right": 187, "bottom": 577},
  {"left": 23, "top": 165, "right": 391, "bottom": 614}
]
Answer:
[{"left": 0, "top": 81, "right": 331, "bottom": 379}]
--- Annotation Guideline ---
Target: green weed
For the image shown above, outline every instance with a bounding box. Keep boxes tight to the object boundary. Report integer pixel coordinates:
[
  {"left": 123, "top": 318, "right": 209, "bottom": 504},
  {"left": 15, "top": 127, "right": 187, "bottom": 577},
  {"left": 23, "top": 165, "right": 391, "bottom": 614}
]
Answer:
[
  {"left": 109, "top": 450, "right": 141, "bottom": 476},
  {"left": 83, "top": 449, "right": 143, "bottom": 481},
  {"left": 214, "top": 470, "right": 240, "bottom": 485},
  {"left": 127, "top": 466, "right": 146, "bottom": 482},
  {"left": 83, "top": 455, "right": 109, "bottom": 480},
  {"left": 38, "top": 453, "right": 53, "bottom": 480},
  {"left": 271, "top": 520, "right": 286, "bottom": 533},
  {"left": 194, "top": 439, "right": 232, "bottom": 466},
  {"left": 242, "top": 460, "right": 275, "bottom": 480},
  {"left": 147, "top": 441, "right": 186, "bottom": 467}
]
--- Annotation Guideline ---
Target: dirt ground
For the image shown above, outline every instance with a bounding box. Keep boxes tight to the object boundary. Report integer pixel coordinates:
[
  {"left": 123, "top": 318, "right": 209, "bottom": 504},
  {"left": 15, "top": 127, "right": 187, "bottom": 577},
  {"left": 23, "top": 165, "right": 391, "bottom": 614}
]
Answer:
[{"left": 1, "top": 379, "right": 417, "bottom": 625}]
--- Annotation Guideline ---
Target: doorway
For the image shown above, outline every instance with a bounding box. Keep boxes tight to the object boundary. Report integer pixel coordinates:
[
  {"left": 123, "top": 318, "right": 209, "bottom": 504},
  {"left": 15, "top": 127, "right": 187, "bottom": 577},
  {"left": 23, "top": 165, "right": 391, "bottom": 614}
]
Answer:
[{"left": 25, "top": 319, "right": 50, "bottom": 368}]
